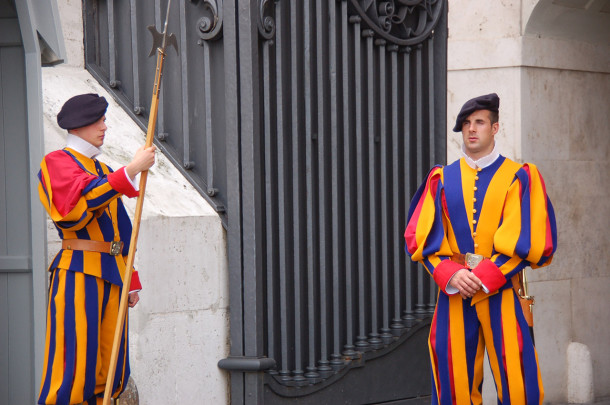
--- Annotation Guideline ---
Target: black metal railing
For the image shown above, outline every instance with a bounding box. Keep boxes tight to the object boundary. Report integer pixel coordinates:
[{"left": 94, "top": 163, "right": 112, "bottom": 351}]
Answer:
[
  {"left": 255, "top": 0, "right": 445, "bottom": 390},
  {"left": 83, "top": 0, "right": 227, "bottom": 221}
]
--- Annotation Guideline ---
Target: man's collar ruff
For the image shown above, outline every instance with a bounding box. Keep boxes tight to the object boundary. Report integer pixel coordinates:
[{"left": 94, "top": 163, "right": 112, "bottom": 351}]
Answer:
[
  {"left": 66, "top": 133, "right": 102, "bottom": 159},
  {"left": 461, "top": 142, "right": 500, "bottom": 169}
]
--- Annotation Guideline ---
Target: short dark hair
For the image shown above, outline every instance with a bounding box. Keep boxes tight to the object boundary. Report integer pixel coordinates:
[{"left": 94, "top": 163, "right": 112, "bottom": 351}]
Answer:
[{"left": 489, "top": 110, "right": 499, "bottom": 125}]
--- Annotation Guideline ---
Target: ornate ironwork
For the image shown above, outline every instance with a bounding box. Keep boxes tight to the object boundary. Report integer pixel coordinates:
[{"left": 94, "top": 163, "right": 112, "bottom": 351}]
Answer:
[
  {"left": 349, "top": 0, "right": 443, "bottom": 45},
  {"left": 191, "top": 0, "right": 223, "bottom": 41},
  {"left": 258, "top": 0, "right": 276, "bottom": 39}
]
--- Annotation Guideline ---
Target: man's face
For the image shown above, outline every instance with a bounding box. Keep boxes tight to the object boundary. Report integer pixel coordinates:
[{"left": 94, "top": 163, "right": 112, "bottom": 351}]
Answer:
[
  {"left": 461, "top": 110, "right": 498, "bottom": 160},
  {"left": 71, "top": 116, "right": 107, "bottom": 148}
]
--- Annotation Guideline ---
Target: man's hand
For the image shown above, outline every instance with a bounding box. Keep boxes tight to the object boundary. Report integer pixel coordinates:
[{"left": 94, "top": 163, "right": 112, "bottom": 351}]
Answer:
[
  {"left": 125, "top": 145, "right": 156, "bottom": 180},
  {"left": 128, "top": 291, "right": 140, "bottom": 308},
  {"left": 448, "top": 269, "right": 483, "bottom": 299}
]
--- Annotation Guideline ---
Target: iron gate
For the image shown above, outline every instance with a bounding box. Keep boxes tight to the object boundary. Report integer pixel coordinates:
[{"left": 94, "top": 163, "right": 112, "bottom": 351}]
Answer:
[{"left": 84, "top": 0, "right": 447, "bottom": 403}]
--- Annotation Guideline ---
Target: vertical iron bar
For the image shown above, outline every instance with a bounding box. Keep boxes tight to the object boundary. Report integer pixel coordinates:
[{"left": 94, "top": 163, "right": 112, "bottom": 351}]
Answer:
[
  {"left": 390, "top": 45, "right": 404, "bottom": 334},
  {"left": 377, "top": 39, "right": 392, "bottom": 344},
  {"left": 275, "top": 1, "right": 291, "bottom": 381},
  {"left": 414, "top": 44, "right": 427, "bottom": 319},
  {"left": 304, "top": 0, "right": 320, "bottom": 382},
  {"left": 179, "top": 1, "right": 191, "bottom": 168},
  {"left": 328, "top": 0, "right": 344, "bottom": 369},
  {"left": 238, "top": 0, "right": 265, "bottom": 401},
  {"left": 316, "top": 0, "right": 331, "bottom": 378},
  {"left": 107, "top": 0, "right": 117, "bottom": 86},
  {"left": 415, "top": 44, "right": 423, "bottom": 184},
  {"left": 291, "top": 0, "right": 306, "bottom": 385},
  {"left": 129, "top": 0, "right": 141, "bottom": 113},
  {"left": 402, "top": 47, "right": 416, "bottom": 327},
  {"left": 427, "top": 37, "right": 437, "bottom": 315},
  {"left": 155, "top": 0, "right": 166, "bottom": 136},
  {"left": 93, "top": 2, "right": 100, "bottom": 66},
  {"left": 262, "top": 38, "right": 276, "bottom": 375},
  {"left": 428, "top": 36, "right": 436, "bottom": 172},
  {"left": 342, "top": 2, "right": 356, "bottom": 358},
  {"left": 353, "top": 17, "right": 369, "bottom": 351},
  {"left": 203, "top": 43, "right": 215, "bottom": 191},
  {"left": 366, "top": 31, "right": 381, "bottom": 348},
  {"left": 221, "top": 0, "right": 244, "bottom": 401}
]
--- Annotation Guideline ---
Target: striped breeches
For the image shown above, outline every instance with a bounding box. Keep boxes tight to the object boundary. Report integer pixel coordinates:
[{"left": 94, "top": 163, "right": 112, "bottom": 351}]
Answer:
[
  {"left": 429, "top": 288, "right": 543, "bottom": 405},
  {"left": 38, "top": 269, "right": 130, "bottom": 405}
]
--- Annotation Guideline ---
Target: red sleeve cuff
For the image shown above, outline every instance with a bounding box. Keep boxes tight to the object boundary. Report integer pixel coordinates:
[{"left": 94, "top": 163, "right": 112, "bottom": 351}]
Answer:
[
  {"left": 108, "top": 167, "right": 139, "bottom": 198},
  {"left": 471, "top": 259, "right": 506, "bottom": 293},
  {"left": 129, "top": 270, "right": 142, "bottom": 292},
  {"left": 433, "top": 259, "right": 466, "bottom": 294}
]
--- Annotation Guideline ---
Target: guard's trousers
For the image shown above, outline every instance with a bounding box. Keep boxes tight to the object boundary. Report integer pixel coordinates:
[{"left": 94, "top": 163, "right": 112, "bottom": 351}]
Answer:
[
  {"left": 429, "top": 287, "right": 543, "bottom": 405},
  {"left": 38, "top": 269, "right": 130, "bottom": 405}
]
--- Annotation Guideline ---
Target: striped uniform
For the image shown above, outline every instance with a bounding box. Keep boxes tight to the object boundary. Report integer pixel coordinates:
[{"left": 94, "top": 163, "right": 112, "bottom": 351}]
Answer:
[
  {"left": 405, "top": 156, "right": 557, "bottom": 404},
  {"left": 37, "top": 147, "right": 142, "bottom": 405}
]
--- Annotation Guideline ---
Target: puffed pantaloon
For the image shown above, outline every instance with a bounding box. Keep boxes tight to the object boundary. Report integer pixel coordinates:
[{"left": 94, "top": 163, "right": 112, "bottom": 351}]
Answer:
[
  {"left": 38, "top": 269, "right": 129, "bottom": 405},
  {"left": 429, "top": 288, "right": 543, "bottom": 404}
]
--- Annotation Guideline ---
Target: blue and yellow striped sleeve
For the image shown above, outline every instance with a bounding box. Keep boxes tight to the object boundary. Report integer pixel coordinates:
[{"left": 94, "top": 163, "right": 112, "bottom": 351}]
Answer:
[
  {"left": 405, "top": 166, "right": 464, "bottom": 290},
  {"left": 38, "top": 151, "right": 137, "bottom": 232},
  {"left": 472, "top": 163, "right": 557, "bottom": 294}
]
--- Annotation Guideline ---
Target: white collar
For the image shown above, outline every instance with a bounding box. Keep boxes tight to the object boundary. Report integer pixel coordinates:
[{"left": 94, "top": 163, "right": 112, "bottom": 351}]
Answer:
[
  {"left": 66, "top": 133, "right": 102, "bottom": 159},
  {"left": 461, "top": 142, "right": 500, "bottom": 170}
]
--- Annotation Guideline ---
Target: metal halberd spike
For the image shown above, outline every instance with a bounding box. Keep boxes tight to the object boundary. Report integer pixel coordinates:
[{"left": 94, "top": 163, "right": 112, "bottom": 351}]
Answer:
[
  {"left": 147, "top": 26, "right": 178, "bottom": 57},
  {"left": 147, "top": 0, "right": 179, "bottom": 57}
]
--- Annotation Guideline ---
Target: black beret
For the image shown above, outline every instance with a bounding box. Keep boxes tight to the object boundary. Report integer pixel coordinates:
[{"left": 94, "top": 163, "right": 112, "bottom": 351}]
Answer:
[
  {"left": 57, "top": 93, "right": 108, "bottom": 130},
  {"left": 452, "top": 93, "right": 499, "bottom": 132}
]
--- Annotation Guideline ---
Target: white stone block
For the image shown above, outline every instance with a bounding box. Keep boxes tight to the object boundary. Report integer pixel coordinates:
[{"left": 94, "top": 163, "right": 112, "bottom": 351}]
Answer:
[
  {"left": 129, "top": 309, "right": 230, "bottom": 405},
  {"left": 567, "top": 342, "right": 594, "bottom": 404}
]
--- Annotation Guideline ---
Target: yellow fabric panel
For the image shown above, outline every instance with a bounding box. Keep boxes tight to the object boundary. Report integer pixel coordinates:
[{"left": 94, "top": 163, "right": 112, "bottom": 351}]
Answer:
[
  {"left": 525, "top": 164, "right": 548, "bottom": 263},
  {"left": 38, "top": 271, "right": 56, "bottom": 401},
  {"left": 96, "top": 281, "right": 122, "bottom": 397},
  {"left": 449, "top": 296, "right": 470, "bottom": 404},
  {"left": 470, "top": 329, "right": 485, "bottom": 404},
  {"left": 493, "top": 178, "right": 522, "bottom": 258},
  {"left": 84, "top": 218, "right": 105, "bottom": 279},
  {"left": 501, "top": 290, "right": 525, "bottom": 402},
  {"left": 70, "top": 274, "right": 88, "bottom": 403},
  {"left": 477, "top": 159, "right": 521, "bottom": 257},
  {"left": 475, "top": 299, "right": 504, "bottom": 402},
  {"left": 48, "top": 272, "right": 67, "bottom": 404}
]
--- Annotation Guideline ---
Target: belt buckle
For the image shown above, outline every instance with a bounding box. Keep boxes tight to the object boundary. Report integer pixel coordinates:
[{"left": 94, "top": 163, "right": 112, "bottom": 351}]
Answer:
[
  {"left": 465, "top": 253, "right": 484, "bottom": 269},
  {"left": 109, "top": 241, "right": 123, "bottom": 256}
]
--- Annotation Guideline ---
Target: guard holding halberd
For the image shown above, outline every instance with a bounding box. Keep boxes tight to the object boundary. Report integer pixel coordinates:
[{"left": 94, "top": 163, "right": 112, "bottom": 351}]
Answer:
[{"left": 37, "top": 93, "right": 156, "bottom": 405}]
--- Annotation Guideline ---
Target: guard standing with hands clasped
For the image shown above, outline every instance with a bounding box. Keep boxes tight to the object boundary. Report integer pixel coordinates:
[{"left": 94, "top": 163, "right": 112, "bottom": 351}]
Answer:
[
  {"left": 405, "top": 93, "right": 557, "bottom": 404},
  {"left": 37, "top": 93, "right": 156, "bottom": 405}
]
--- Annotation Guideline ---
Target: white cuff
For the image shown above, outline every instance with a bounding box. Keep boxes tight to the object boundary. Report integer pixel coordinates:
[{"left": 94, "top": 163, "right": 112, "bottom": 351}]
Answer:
[
  {"left": 445, "top": 273, "right": 459, "bottom": 295},
  {"left": 123, "top": 168, "right": 140, "bottom": 191}
]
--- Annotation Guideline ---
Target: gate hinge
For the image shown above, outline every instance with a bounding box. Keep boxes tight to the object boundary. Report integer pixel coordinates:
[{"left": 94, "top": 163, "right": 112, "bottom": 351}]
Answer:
[{"left": 217, "top": 356, "right": 276, "bottom": 372}]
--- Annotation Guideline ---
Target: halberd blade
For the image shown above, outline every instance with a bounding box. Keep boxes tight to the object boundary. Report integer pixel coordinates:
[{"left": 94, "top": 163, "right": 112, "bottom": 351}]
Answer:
[
  {"left": 147, "top": 25, "right": 179, "bottom": 57},
  {"left": 147, "top": 25, "right": 164, "bottom": 57}
]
